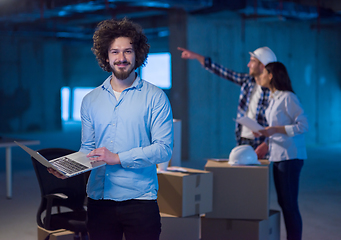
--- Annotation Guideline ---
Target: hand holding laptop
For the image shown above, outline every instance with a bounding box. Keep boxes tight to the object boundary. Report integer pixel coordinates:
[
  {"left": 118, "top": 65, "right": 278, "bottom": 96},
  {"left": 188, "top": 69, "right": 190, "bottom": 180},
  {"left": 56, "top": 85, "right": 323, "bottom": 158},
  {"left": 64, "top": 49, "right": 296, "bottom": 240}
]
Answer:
[
  {"left": 15, "top": 141, "right": 106, "bottom": 178},
  {"left": 47, "top": 167, "right": 68, "bottom": 179}
]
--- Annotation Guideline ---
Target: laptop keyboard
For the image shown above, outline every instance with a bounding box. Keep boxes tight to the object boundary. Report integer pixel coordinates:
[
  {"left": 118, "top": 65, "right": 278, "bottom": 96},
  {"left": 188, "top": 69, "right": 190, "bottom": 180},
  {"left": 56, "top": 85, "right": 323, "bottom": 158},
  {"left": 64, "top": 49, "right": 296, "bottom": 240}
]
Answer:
[{"left": 52, "top": 157, "right": 88, "bottom": 174}]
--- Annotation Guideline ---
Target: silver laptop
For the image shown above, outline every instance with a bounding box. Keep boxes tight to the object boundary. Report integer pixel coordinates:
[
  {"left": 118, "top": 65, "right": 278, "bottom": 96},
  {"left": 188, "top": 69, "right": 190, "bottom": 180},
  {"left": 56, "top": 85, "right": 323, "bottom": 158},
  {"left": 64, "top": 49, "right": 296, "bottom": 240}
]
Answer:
[{"left": 15, "top": 141, "right": 106, "bottom": 178}]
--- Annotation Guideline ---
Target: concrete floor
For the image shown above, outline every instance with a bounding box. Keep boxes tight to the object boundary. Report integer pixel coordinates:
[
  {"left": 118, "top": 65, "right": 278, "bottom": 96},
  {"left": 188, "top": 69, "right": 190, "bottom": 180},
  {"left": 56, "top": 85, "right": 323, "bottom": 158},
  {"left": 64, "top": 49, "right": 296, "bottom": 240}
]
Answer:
[{"left": 0, "top": 127, "right": 340, "bottom": 240}]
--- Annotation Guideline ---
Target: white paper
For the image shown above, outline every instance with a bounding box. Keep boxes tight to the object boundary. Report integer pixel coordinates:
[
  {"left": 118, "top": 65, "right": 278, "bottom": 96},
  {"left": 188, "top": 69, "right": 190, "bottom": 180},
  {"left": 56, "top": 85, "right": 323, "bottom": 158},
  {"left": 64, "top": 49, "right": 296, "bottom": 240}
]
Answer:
[
  {"left": 235, "top": 116, "right": 264, "bottom": 132},
  {"left": 206, "top": 158, "right": 229, "bottom": 162},
  {"left": 166, "top": 166, "right": 189, "bottom": 173}
]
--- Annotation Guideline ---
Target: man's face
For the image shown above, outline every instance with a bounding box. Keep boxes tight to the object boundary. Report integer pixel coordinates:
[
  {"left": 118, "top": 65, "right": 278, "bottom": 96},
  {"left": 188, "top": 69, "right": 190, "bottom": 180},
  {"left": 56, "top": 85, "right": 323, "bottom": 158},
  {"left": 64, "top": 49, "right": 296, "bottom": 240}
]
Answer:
[
  {"left": 247, "top": 56, "right": 264, "bottom": 78},
  {"left": 258, "top": 67, "right": 273, "bottom": 89},
  {"left": 107, "top": 37, "right": 136, "bottom": 80}
]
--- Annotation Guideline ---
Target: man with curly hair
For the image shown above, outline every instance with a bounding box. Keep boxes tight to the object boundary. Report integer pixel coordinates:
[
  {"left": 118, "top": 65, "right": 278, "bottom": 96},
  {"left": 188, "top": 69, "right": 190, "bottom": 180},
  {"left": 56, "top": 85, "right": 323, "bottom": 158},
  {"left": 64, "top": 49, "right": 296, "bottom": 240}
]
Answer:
[{"left": 49, "top": 18, "right": 173, "bottom": 240}]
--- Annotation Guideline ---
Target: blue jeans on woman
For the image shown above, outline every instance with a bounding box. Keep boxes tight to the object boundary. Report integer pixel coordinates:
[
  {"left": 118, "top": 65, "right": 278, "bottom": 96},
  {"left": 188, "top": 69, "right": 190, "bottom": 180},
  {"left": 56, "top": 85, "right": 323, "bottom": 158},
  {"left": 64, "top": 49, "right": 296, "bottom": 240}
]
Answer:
[{"left": 273, "top": 159, "right": 304, "bottom": 240}]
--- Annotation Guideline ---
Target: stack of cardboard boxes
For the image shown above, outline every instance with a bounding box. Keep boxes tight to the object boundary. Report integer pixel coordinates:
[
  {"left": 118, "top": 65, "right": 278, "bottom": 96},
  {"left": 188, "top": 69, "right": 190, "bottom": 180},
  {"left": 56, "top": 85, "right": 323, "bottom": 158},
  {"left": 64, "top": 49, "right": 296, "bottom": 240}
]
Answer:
[
  {"left": 202, "top": 160, "right": 280, "bottom": 240},
  {"left": 157, "top": 160, "right": 280, "bottom": 240},
  {"left": 157, "top": 119, "right": 280, "bottom": 239},
  {"left": 157, "top": 167, "right": 213, "bottom": 240}
]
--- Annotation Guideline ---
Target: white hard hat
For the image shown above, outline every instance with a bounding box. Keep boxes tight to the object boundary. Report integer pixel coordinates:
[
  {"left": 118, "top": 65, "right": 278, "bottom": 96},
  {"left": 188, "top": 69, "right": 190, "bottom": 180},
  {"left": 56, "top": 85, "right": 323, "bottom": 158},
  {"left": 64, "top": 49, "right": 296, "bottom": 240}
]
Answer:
[
  {"left": 249, "top": 46, "right": 277, "bottom": 66},
  {"left": 228, "top": 145, "right": 260, "bottom": 166}
]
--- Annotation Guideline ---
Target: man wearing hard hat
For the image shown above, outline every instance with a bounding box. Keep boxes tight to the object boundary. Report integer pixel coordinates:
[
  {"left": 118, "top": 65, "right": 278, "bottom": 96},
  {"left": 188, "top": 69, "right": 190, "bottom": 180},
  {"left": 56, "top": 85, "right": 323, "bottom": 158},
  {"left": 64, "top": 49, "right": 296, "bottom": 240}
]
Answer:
[{"left": 178, "top": 46, "right": 276, "bottom": 158}]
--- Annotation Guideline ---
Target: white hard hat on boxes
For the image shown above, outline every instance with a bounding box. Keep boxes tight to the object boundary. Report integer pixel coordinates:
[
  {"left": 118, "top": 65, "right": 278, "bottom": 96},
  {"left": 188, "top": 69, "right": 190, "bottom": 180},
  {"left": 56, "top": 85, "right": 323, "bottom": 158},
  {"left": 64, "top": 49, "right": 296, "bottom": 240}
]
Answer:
[{"left": 228, "top": 145, "right": 260, "bottom": 166}]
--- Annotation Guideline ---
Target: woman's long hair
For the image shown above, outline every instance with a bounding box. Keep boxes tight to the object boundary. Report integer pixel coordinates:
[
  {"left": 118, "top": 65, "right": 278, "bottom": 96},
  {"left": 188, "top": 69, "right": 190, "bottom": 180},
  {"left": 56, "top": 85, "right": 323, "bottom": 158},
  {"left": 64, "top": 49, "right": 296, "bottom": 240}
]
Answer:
[{"left": 265, "top": 62, "right": 295, "bottom": 93}]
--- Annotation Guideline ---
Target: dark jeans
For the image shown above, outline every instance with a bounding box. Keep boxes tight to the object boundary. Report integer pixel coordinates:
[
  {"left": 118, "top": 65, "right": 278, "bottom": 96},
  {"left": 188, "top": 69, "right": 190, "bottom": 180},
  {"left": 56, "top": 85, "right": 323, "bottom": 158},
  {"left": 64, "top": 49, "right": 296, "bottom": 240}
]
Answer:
[
  {"left": 87, "top": 198, "right": 161, "bottom": 240},
  {"left": 273, "top": 159, "right": 304, "bottom": 240}
]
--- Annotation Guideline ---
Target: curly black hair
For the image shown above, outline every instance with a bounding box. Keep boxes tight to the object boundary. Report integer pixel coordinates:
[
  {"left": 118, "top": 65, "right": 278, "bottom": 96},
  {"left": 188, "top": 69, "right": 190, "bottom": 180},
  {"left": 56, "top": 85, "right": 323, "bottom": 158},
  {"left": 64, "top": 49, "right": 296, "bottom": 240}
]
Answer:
[{"left": 91, "top": 18, "right": 150, "bottom": 72}]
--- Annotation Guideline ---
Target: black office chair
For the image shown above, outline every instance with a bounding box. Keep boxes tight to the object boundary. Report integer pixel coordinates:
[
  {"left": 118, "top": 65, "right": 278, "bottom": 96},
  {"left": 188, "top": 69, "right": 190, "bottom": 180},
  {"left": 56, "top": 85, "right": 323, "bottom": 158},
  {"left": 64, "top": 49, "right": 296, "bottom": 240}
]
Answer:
[{"left": 31, "top": 148, "right": 89, "bottom": 240}]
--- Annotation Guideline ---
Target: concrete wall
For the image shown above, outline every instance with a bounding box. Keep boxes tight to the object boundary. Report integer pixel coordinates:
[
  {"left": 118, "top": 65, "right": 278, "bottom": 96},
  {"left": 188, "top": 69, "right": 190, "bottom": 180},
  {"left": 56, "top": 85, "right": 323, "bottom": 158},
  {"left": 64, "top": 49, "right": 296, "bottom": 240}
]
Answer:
[
  {"left": 0, "top": 37, "right": 63, "bottom": 133},
  {"left": 185, "top": 11, "right": 341, "bottom": 161},
  {"left": 0, "top": 37, "right": 99, "bottom": 133},
  {"left": 1, "top": 11, "right": 340, "bottom": 165}
]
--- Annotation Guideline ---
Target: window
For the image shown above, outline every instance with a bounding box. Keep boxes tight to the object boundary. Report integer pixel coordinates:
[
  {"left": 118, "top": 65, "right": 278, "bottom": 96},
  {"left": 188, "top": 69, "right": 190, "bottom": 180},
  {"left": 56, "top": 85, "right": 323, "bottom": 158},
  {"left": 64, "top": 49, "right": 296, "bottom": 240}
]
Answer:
[
  {"left": 61, "top": 87, "right": 71, "bottom": 121},
  {"left": 141, "top": 52, "right": 171, "bottom": 89},
  {"left": 72, "top": 88, "right": 94, "bottom": 121},
  {"left": 61, "top": 87, "right": 94, "bottom": 121}
]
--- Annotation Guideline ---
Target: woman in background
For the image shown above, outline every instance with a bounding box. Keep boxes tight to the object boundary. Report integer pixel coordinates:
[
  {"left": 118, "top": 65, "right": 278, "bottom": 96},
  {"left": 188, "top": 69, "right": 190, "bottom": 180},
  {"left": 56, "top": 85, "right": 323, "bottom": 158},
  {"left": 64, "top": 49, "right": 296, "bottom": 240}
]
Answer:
[{"left": 255, "top": 62, "right": 308, "bottom": 240}]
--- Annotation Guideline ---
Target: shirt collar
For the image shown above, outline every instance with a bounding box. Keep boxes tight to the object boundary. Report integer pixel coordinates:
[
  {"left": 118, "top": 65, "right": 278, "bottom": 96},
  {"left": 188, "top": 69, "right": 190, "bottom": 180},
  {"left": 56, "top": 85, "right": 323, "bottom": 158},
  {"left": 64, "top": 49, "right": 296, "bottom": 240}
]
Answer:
[
  {"left": 130, "top": 75, "right": 143, "bottom": 90},
  {"left": 102, "top": 74, "right": 143, "bottom": 92},
  {"left": 271, "top": 90, "right": 284, "bottom": 99}
]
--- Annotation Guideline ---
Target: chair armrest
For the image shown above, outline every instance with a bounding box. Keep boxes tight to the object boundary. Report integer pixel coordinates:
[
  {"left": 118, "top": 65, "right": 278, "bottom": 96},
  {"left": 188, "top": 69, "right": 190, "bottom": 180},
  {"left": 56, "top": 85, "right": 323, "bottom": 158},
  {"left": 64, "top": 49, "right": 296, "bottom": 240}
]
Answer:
[
  {"left": 44, "top": 193, "right": 69, "bottom": 229},
  {"left": 45, "top": 193, "right": 68, "bottom": 200}
]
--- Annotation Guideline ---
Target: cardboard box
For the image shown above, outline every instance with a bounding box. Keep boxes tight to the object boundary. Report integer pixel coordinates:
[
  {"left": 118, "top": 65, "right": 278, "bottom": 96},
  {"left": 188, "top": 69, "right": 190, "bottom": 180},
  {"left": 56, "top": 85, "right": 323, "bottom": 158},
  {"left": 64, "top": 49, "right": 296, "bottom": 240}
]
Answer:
[
  {"left": 160, "top": 213, "right": 200, "bottom": 240},
  {"left": 204, "top": 160, "right": 270, "bottom": 220},
  {"left": 38, "top": 226, "right": 74, "bottom": 240},
  {"left": 201, "top": 210, "right": 280, "bottom": 240},
  {"left": 268, "top": 210, "right": 281, "bottom": 240},
  {"left": 157, "top": 167, "right": 213, "bottom": 217}
]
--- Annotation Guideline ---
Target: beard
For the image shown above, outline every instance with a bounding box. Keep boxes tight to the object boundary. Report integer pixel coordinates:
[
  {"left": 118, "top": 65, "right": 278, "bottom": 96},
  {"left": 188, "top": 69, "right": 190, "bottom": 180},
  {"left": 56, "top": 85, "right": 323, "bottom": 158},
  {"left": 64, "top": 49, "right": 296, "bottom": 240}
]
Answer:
[
  {"left": 249, "top": 65, "right": 263, "bottom": 78},
  {"left": 111, "top": 61, "right": 135, "bottom": 80},
  {"left": 249, "top": 69, "right": 259, "bottom": 77}
]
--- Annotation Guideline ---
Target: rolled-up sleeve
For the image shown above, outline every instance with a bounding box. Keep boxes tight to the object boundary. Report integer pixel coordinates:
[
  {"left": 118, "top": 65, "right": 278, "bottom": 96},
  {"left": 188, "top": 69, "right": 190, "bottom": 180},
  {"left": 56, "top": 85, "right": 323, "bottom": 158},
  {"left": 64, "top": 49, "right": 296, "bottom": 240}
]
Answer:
[{"left": 284, "top": 93, "right": 309, "bottom": 137}]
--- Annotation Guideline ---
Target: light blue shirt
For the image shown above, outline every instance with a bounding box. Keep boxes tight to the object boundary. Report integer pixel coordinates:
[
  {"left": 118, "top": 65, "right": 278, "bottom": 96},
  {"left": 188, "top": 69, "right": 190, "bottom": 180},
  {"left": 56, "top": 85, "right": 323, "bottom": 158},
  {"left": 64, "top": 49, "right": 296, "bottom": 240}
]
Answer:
[
  {"left": 80, "top": 75, "right": 173, "bottom": 201},
  {"left": 266, "top": 91, "right": 308, "bottom": 162}
]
